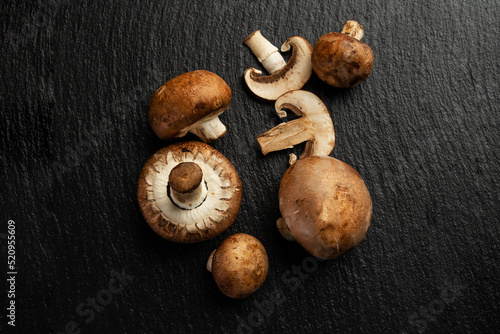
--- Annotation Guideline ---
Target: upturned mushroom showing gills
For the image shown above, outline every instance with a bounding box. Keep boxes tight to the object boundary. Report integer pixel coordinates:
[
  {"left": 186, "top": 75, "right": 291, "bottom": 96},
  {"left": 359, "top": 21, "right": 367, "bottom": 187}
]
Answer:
[
  {"left": 207, "top": 233, "right": 268, "bottom": 298},
  {"left": 243, "top": 30, "right": 312, "bottom": 101},
  {"left": 312, "top": 20, "right": 374, "bottom": 88},
  {"left": 137, "top": 141, "right": 242, "bottom": 243},
  {"left": 278, "top": 156, "right": 372, "bottom": 259},
  {"left": 149, "top": 70, "right": 232, "bottom": 143},
  {"left": 256, "top": 90, "right": 335, "bottom": 159}
]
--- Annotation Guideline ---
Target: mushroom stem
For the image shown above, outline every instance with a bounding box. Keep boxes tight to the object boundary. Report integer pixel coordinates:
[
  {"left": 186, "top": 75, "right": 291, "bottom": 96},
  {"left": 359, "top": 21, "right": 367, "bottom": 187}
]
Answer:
[
  {"left": 206, "top": 249, "right": 217, "bottom": 272},
  {"left": 190, "top": 116, "right": 227, "bottom": 143},
  {"left": 341, "top": 20, "right": 364, "bottom": 41},
  {"left": 277, "top": 217, "right": 295, "bottom": 241},
  {"left": 244, "top": 30, "right": 287, "bottom": 74},
  {"left": 168, "top": 162, "right": 208, "bottom": 209},
  {"left": 258, "top": 120, "right": 313, "bottom": 155}
]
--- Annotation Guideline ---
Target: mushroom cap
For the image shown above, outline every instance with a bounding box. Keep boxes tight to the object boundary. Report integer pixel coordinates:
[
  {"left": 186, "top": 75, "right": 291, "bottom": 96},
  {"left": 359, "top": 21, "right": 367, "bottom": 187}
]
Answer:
[
  {"left": 210, "top": 233, "right": 268, "bottom": 298},
  {"left": 312, "top": 32, "right": 374, "bottom": 88},
  {"left": 149, "top": 70, "right": 232, "bottom": 140},
  {"left": 279, "top": 156, "right": 372, "bottom": 259},
  {"left": 137, "top": 141, "right": 242, "bottom": 243}
]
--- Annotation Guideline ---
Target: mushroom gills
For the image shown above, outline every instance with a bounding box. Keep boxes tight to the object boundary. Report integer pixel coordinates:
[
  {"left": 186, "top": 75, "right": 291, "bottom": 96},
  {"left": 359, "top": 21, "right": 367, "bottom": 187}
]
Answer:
[{"left": 137, "top": 141, "right": 242, "bottom": 243}]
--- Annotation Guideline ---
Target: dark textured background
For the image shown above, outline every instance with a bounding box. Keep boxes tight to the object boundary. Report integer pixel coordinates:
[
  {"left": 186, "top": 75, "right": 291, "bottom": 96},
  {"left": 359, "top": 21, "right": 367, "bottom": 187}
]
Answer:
[{"left": 1, "top": 1, "right": 499, "bottom": 333}]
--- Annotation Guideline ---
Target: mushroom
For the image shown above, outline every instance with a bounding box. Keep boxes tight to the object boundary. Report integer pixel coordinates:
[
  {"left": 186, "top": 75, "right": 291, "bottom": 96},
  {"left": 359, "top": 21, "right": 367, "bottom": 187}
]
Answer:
[
  {"left": 137, "top": 141, "right": 242, "bottom": 243},
  {"left": 243, "top": 30, "right": 313, "bottom": 101},
  {"left": 278, "top": 156, "right": 373, "bottom": 259},
  {"left": 256, "top": 90, "right": 335, "bottom": 159},
  {"left": 207, "top": 233, "right": 268, "bottom": 298},
  {"left": 312, "top": 20, "right": 374, "bottom": 88},
  {"left": 149, "top": 70, "right": 232, "bottom": 143}
]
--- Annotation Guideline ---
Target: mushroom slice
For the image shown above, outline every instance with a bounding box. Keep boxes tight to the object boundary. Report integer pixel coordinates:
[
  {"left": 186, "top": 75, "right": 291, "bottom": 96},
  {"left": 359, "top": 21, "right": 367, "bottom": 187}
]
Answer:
[
  {"left": 137, "top": 141, "right": 242, "bottom": 243},
  {"left": 149, "top": 70, "right": 232, "bottom": 143},
  {"left": 243, "top": 31, "right": 312, "bottom": 101},
  {"left": 279, "top": 156, "right": 373, "bottom": 259},
  {"left": 256, "top": 90, "right": 335, "bottom": 159}
]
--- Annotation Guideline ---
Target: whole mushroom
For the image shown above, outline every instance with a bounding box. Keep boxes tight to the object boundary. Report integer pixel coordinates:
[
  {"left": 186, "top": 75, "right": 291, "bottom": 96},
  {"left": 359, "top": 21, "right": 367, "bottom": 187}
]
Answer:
[
  {"left": 243, "top": 30, "right": 312, "bottom": 101},
  {"left": 207, "top": 233, "right": 268, "bottom": 298},
  {"left": 312, "top": 20, "right": 374, "bottom": 88},
  {"left": 137, "top": 141, "right": 242, "bottom": 243},
  {"left": 278, "top": 156, "right": 372, "bottom": 259},
  {"left": 149, "top": 70, "right": 232, "bottom": 143}
]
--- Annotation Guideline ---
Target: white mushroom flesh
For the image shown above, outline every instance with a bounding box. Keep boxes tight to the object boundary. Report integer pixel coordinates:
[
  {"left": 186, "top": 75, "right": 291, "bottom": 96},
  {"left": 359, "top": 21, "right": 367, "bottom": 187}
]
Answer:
[{"left": 257, "top": 90, "right": 335, "bottom": 159}]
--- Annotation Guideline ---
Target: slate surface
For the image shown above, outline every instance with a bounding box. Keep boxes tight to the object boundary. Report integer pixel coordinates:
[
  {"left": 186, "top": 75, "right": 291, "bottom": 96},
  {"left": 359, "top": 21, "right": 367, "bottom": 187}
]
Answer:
[{"left": 1, "top": 1, "right": 499, "bottom": 333}]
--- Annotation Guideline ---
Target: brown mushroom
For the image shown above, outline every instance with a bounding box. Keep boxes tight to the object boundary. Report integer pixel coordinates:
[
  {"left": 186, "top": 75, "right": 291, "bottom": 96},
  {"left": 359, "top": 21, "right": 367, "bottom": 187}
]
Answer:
[
  {"left": 137, "top": 141, "right": 242, "bottom": 243},
  {"left": 312, "top": 20, "right": 374, "bottom": 88},
  {"left": 243, "top": 30, "right": 312, "bottom": 101},
  {"left": 149, "top": 70, "right": 232, "bottom": 143},
  {"left": 278, "top": 156, "right": 372, "bottom": 259},
  {"left": 207, "top": 233, "right": 268, "bottom": 298}
]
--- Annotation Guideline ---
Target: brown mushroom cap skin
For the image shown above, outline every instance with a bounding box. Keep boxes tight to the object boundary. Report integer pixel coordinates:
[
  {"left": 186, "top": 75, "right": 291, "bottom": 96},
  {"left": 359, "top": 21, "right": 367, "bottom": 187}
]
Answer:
[
  {"left": 137, "top": 141, "right": 242, "bottom": 243},
  {"left": 211, "top": 233, "right": 269, "bottom": 298},
  {"left": 312, "top": 32, "right": 374, "bottom": 88},
  {"left": 279, "top": 156, "right": 372, "bottom": 259},
  {"left": 149, "top": 70, "right": 232, "bottom": 141}
]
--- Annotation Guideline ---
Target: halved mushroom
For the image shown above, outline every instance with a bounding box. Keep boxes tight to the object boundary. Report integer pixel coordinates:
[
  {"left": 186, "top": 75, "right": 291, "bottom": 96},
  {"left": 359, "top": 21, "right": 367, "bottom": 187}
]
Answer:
[
  {"left": 256, "top": 90, "right": 335, "bottom": 159},
  {"left": 278, "top": 156, "right": 372, "bottom": 259},
  {"left": 207, "top": 233, "right": 268, "bottom": 298},
  {"left": 137, "top": 141, "right": 242, "bottom": 243},
  {"left": 312, "top": 20, "right": 374, "bottom": 88},
  {"left": 149, "top": 70, "right": 232, "bottom": 143},
  {"left": 243, "top": 31, "right": 312, "bottom": 101}
]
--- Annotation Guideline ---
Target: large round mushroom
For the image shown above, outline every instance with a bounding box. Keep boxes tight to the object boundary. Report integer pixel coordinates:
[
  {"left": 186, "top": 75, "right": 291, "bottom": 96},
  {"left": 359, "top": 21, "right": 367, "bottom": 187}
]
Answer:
[
  {"left": 278, "top": 156, "right": 372, "bottom": 259},
  {"left": 149, "top": 70, "right": 232, "bottom": 143},
  {"left": 137, "top": 141, "right": 242, "bottom": 243}
]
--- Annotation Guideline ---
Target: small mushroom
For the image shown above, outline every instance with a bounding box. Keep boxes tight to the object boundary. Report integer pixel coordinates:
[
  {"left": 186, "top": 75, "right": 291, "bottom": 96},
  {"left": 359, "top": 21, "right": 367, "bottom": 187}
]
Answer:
[
  {"left": 149, "top": 70, "right": 232, "bottom": 143},
  {"left": 207, "top": 233, "right": 268, "bottom": 298},
  {"left": 278, "top": 156, "right": 373, "bottom": 259},
  {"left": 256, "top": 90, "right": 335, "bottom": 159},
  {"left": 243, "top": 30, "right": 312, "bottom": 101},
  {"left": 312, "top": 20, "right": 374, "bottom": 88},
  {"left": 137, "top": 141, "right": 242, "bottom": 243}
]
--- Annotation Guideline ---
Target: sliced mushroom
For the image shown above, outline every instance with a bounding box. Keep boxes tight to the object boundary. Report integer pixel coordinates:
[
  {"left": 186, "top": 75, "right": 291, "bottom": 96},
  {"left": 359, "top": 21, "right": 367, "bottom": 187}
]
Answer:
[
  {"left": 256, "top": 90, "right": 335, "bottom": 159},
  {"left": 137, "top": 141, "right": 242, "bottom": 243},
  {"left": 312, "top": 20, "right": 374, "bottom": 88},
  {"left": 279, "top": 156, "right": 372, "bottom": 259},
  {"left": 207, "top": 233, "right": 268, "bottom": 298},
  {"left": 243, "top": 31, "right": 312, "bottom": 101},
  {"left": 149, "top": 70, "right": 232, "bottom": 143}
]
